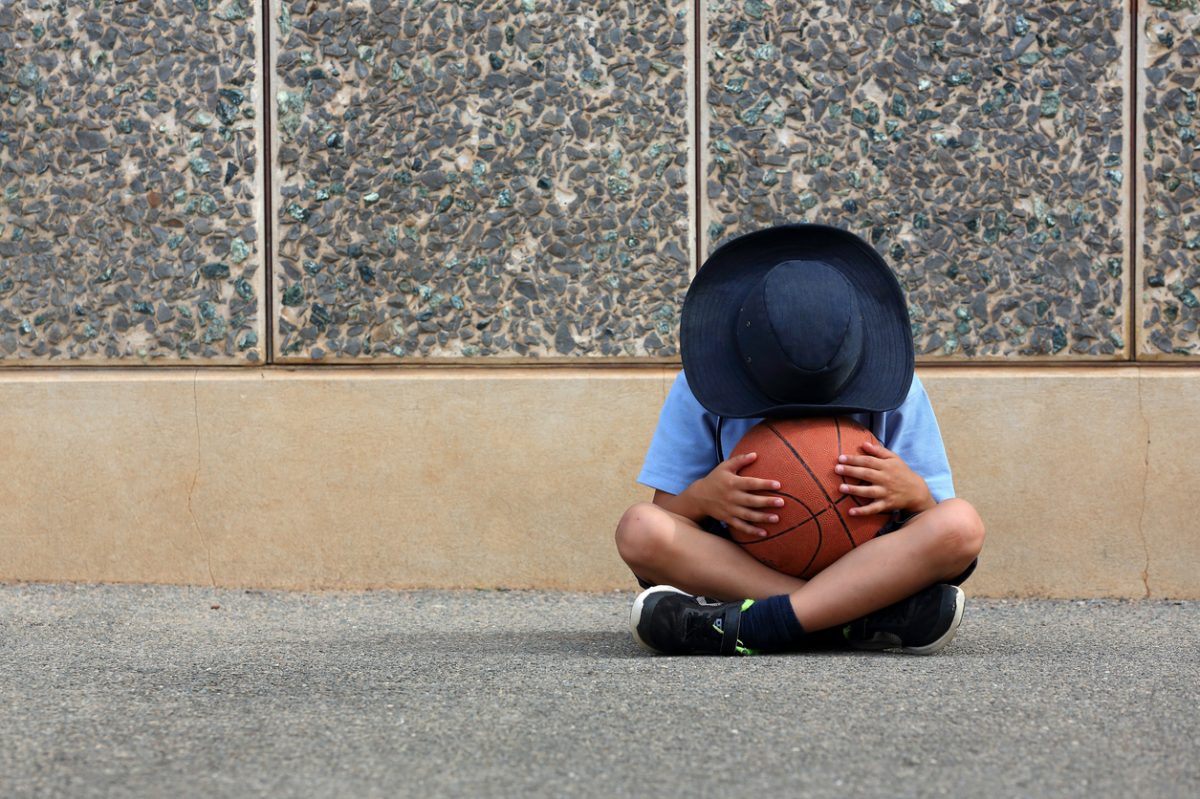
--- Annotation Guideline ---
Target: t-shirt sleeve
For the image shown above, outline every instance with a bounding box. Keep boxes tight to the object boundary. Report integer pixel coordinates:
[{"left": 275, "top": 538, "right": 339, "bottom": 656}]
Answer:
[
  {"left": 879, "top": 375, "right": 956, "bottom": 503},
  {"left": 637, "top": 372, "right": 720, "bottom": 496}
]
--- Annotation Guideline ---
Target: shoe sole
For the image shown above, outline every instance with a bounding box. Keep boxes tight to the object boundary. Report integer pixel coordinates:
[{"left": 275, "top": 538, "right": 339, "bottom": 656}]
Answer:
[
  {"left": 629, "top": 585, "right": 688, "bottom": 654},
  {"left": 901, "top": 585, "right": 965, "bottom": 655}
]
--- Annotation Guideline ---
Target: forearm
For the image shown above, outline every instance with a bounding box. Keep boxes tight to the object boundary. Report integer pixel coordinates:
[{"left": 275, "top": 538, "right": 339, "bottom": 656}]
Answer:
[
  {"left": 912, "top": 489, "right": 940, "bottom": 513},
  {"left": 652, "top": 488, "right": 709, "bottom": 523},
  {"left": 908, "top": 483, "right": 937, "bottom": 514}
]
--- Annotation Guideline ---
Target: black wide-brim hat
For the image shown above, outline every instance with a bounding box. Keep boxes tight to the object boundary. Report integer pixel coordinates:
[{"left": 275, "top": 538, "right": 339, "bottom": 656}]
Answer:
[{"left": 681, "top": 224, "right": 914, "bottom": 418}]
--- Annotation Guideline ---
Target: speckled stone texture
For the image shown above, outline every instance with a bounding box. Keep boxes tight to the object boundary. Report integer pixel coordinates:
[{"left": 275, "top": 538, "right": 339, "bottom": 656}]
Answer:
[
  {"left": 271, "top": 0, "right": 692, "bottom": 361},
  {"left": 1139, "top": 2, "right": 1200, "bottom": 358},
  {"left": 704, "top": 0, "right": 1129, "bottom": 359},
  {"left": 0, "top": 0, "right": 264, "bottom": 364}
]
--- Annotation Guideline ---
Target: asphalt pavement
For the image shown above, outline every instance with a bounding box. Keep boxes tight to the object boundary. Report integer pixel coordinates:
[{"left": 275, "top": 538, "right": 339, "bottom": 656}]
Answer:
[{"left": 1, "top": 583, "right": 1197, "bottom": 798}]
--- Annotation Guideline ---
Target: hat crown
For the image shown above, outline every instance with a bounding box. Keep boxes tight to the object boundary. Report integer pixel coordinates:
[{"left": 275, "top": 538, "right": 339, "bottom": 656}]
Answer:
[{"left": 734, "top": 261, "right": 864, "bottom": 405}]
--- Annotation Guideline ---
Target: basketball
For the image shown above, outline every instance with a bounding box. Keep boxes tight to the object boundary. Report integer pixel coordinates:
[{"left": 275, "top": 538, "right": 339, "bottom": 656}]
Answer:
[{"left": 729, "top": 416, "right": 887, "bottom": 579}]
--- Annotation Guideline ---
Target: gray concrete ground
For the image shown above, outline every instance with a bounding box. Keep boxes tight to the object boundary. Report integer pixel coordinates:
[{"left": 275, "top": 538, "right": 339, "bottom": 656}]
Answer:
[{"left": 0, "top": 584, "right": 1197, "bottom": 799}]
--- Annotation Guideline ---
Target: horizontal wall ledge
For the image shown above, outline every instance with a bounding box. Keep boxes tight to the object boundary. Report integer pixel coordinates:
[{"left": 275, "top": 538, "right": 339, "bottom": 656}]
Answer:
[
  {"left": 0, "top": 366, "right": 1195, "bottom": 598},
  {"left": 6, "top": 355, "right": 1196, "bottom": 373}
]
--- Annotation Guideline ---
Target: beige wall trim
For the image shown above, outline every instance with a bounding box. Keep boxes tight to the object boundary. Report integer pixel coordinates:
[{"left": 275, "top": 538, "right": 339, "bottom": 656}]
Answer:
[{"left": 1, "top": 367, "right": 1195, "bottom": 598}]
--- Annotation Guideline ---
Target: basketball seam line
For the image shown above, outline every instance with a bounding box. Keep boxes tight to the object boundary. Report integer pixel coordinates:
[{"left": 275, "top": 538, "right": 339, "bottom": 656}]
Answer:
[
  {"left": 739, "top": 507, "right": 825, "bottom": 577},
  {"left": 764, "top": 421, "right": 857, "bottom": 549},
  {"left": 739, "top": 496, "right": 827, "bottom": 544}
]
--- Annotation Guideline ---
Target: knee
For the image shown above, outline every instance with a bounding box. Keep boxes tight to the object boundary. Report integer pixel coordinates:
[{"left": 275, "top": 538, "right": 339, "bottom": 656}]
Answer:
[
  {"left": 929, "top": 498, "right": 985, "bottom": 567},
  {"left": 614, "top": 502, "right": 675, "bottom": 570}
]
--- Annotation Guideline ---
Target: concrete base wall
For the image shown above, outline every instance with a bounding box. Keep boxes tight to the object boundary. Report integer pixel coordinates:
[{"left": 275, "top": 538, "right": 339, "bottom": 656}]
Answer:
[{"left": 1, "top": 367, "right": 1195, "bottom": 598}]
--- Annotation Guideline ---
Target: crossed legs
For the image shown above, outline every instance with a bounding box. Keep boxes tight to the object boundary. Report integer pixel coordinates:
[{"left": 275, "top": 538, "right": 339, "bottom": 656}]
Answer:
[{"left": 615, "top": 498, "right": 984, "bottom": 633}]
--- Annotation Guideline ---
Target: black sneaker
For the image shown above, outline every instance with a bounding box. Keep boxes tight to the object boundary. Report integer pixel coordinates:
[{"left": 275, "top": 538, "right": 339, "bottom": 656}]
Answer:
[
  {"left": 630, "top": 586, "right": 757, "bottom": 655},
  {"left": 843, "top": 584, "right": 965, "bottom": 655}
]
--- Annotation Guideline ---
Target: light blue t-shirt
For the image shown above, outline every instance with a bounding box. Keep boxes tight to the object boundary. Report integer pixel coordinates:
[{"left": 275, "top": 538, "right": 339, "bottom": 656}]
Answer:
[{"left": 638, "top": 371, "right": 955, "bottom": 503}]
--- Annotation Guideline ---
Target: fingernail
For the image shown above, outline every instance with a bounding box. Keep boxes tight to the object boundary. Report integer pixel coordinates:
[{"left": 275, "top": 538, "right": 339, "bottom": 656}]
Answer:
[
  {"left": 838, "top": 454, "right": 847, "bottom": 463},
  {"left": 769, "top": 515, "right": 779, "bottom": 524},
  {"left": 835, "top": 465, "right": 844, "bottom": 474},
  {"left": 840, "top": 484, "right": 849, "bottom": 492},
  {"left": 771, "top": 481, "right": 781, "bottom": 489},
  {"left": 774, "top": 498, "right": 784, "bottom": 507}
]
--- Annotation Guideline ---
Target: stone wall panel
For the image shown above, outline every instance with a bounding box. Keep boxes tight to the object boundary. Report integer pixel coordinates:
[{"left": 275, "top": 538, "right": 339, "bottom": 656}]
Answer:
[
  {"left": 1138, "top": 2, "right": 1200, "bottom": 358},
  {"left": 704, "top": 0, "right": 1130, "bottom": 360},
  {"left": 0, "top": 0, "right": 265, "bottom": 364},
  {"left": 271, "top": 0, "right": 693, "bottom": 361}
]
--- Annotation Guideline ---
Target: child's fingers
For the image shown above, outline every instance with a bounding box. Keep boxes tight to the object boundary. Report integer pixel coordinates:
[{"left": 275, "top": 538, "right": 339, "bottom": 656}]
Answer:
[
  {"left": 839, "top": 481, "right": 884, "bottom": 499},
  {"left": 737, "top": 506, "right": 780, "bottom": 525},
  {"left": 834, "top": 463, "right": 880, "bottom": 482},
  {"left": 723, "top": 451, "right": 757, "bottom": 471},
  {"left": 734, "top": 476, "right": 782, "bottom": 493},
  {"left": 860, "top": 440, "right": 897, "bottom": 458},
  {"left": 847, "top": 499, "right": 891, "bottom": 516},
  {"left": 736, "top": 491, "right": 784, "bottom": 510},
  {"left": 837, "top": 454, "right": 885, "bottom": 469},
  {"left": 727, "top": 517, "right": 768, "bottom": 538}
]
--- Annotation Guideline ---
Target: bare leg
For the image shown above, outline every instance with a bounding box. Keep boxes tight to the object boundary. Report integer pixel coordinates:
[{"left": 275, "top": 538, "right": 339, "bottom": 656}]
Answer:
[
  {"left": 616, "top": 498, "right": 984, "bottom": 631},
  {"left": 615, "top": 502, "right": 805, "bottom": 600},
  {"left": 789, "top": 498, "right": 984, "bottom": 631}
]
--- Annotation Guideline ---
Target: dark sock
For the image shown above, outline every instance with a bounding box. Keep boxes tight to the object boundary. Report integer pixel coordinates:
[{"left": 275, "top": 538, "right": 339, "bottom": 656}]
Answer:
[{"left": 737, "top": 594, "right": 806, "bottom": 652}]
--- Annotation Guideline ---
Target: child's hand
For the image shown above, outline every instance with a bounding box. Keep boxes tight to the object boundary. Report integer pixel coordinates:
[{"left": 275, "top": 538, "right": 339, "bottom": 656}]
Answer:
[
  {"left": 684, "top": 452, "right": 784, "bottom": 538},
  {"left": 835, "top": 441, "right": 936, "bottom": 516}
]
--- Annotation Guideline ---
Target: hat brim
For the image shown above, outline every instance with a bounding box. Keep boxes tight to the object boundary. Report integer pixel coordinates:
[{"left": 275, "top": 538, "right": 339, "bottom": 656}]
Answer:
[{"left": 681, "top": 224, "right": 914, "bottom": 418}]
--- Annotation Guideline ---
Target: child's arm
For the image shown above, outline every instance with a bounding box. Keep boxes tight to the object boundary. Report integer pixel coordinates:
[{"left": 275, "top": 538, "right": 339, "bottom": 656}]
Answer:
[
  {"left": 835, "top": 441, "right": 937, "bottom": 516},
  {"left": 653, "top": 451, "right": 784, "bottom": 538}
]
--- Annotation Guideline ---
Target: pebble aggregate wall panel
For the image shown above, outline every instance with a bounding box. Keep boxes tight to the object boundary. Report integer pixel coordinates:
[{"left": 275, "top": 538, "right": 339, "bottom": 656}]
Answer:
[
  {"left": 1138, "top": 2, "right": 1200, "bottom": 359},
  {"left": 703, "top": 0, "right": 1130, "bottom": 360},
  {"left": 0, "top": 0, "right": 266, "bottom": 364},
  {"left": 271, "top": 0, "right": 693, "bottom": 362}
]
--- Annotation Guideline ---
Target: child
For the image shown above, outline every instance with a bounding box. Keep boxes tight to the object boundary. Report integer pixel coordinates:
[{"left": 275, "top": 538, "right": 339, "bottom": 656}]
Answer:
[{"left": 615, "top": 224, "right": 984, "bottom": 656}]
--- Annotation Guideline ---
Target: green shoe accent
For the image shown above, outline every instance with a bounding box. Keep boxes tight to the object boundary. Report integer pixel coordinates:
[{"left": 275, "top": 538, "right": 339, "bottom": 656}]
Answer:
[
  {"left": 708, "top": 600, "right": 757, "bottom": 654},
  {"left": 734, "top": 641, "right": 759, "bottom": 656},
  {"left": 734, "top": 600, "right": 758, "bottom": 654}
]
